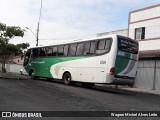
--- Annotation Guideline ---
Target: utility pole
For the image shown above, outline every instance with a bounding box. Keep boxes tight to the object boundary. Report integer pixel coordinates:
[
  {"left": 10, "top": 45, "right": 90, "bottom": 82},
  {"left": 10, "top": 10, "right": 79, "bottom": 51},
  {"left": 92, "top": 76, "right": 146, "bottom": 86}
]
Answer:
[
  {"left": 36, "top": 22, "right": 39, "bottom": 46},
  {"left": 36, "top": 0, "right": 43, "bottom": 46},
  {"left": 26, "top": 0, "right": 43, "bottom": 46}
]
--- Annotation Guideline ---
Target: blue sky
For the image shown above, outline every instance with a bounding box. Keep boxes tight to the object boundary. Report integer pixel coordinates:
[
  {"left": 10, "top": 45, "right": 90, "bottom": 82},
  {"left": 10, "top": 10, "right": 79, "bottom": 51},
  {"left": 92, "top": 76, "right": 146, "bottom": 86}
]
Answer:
[{"left": 0, "top": 0, "right": 159, "bottom": 47}]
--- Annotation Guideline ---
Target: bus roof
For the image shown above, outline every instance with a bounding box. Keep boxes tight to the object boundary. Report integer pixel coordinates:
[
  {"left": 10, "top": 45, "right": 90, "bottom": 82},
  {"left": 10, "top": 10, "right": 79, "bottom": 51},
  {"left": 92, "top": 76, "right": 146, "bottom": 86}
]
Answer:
[{"left": 28, "top": 35, "right": 134, "bottom": 49}]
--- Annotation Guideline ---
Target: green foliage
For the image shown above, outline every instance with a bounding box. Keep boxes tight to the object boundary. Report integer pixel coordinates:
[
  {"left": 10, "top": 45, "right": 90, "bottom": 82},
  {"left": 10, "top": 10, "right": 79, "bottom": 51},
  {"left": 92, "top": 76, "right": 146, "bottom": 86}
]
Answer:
[
  {"left": 0, "top": 22, "right": 30, "bottom": 73},
  {"left": 15, "top": 43, "right": 30, "bottom": 55},
  {"left": 0, "top": 23, "right": 24, "bottom": 40},
  {"left": 17, "top": 43, "right": 30, "bottom": 50}
]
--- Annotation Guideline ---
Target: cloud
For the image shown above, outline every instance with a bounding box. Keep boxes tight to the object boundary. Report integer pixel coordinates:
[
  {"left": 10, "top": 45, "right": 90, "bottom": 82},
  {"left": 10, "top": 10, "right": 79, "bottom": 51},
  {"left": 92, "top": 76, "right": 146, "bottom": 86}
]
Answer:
[{"left": 0, "top": 0, "right": 159, "bottom": 47}]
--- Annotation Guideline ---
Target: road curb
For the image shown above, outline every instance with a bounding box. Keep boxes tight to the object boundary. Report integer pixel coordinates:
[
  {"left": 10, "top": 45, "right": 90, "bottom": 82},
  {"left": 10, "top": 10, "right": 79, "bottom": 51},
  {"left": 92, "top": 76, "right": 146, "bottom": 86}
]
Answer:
[
  {"left": 96, "top": 84, "right": 160, "bottom": 96},
  {"left": 119, "top": 88, "right": 160, "bottom": 96},
  {"left": 0, "top": 76, "right": 28, "bottom": 80},
  {"left": 0, "top": 73, "right": 30, "bottom": 80}
]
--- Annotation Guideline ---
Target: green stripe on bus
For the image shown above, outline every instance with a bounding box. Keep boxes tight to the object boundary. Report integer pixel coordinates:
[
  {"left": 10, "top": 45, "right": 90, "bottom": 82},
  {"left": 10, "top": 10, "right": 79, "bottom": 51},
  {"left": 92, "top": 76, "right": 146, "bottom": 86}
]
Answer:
[
  {"left": 114, "top": 51, "right": 131, "bottom": 75},
  {"left": 24, "top": 56, "right": 89, "bottom": 78}
]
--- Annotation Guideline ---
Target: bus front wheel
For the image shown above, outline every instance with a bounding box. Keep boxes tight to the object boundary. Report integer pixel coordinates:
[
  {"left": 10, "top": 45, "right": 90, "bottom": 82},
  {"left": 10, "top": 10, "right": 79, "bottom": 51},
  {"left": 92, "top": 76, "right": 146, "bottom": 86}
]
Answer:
[
  {"left": 30, "top": 71, "right": 38, "bottom": 80},
  {"left": 63, "top": 72, "right": 72, "bottom": 85}
]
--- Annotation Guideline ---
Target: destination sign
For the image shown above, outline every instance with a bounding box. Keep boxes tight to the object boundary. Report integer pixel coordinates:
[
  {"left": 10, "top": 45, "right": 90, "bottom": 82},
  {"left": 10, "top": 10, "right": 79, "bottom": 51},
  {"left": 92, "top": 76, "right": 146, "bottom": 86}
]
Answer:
[{"left": 118, "top": 38, "right": 138, "bottom": 54}]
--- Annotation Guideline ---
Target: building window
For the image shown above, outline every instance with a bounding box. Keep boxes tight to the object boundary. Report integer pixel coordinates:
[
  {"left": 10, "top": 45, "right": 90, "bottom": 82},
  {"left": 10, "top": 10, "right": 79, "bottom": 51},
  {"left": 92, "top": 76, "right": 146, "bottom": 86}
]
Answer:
[{"left": 135, "top": 27, "right": 145, "bottom": 40}]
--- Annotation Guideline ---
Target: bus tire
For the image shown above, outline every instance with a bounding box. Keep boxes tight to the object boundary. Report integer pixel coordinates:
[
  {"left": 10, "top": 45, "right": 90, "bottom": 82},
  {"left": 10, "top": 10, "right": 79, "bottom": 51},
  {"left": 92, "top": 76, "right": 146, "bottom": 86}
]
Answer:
[
  {"left": 63, "top": 72, "right": 72, "bottom": 85},
  {"left": 30, "top": 70, "right": 38, "bottom": 80}
]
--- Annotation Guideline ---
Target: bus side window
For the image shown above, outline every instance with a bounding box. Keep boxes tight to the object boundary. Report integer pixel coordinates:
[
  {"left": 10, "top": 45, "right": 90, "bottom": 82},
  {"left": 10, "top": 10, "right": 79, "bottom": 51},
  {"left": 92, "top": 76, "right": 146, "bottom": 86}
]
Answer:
[
  {"left": 76, "top": 43, "right": 84, "bottom": 55},
  {"left": 98, "top": 40, "right": 105, "bottom": 49},
  {"left": 47, "top": 47, "right": 53, "bottom": 56},
  {"left": 64, "top": 45, "right": 69, "bottom": 56},
  {"left": 39, "top": 48, "right": 47, "bottom": 57},
  {"left": 52, "top": 47, "right": 58, "bottom": 56},
  {"left": 105, "top": 40, "right": 111, "bottom": 50},
  {"left": 83, "top": 42, "right": 90, "bottom": 55},
  {"left": 89, "top": 41, "right": 96, "bottom": 54},
  {"left": 57, "top": 45, "right": 64, "bottom": 56},
  {"left": 32, "top": 48, "right": 39, "bottom": 58},
  {"left": 68, "top": 43, "right": 77, "bottom": 56},
  {"left": 96, "top": 39, "right": 111, "bottom": 55}
]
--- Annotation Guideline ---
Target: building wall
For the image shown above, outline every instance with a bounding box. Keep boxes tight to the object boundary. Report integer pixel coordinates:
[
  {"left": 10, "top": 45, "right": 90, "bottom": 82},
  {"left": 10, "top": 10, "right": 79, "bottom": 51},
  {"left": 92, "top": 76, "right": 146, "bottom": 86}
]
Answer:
[
  {"left": 97, "top": 29, "right": 128, "bottom": 37},
  {"left": 128, "top": 4, "right": 160, "bottom": 90},
  {"left": 12, "top": 56, "right": 24, "bottom": 65},
  {"left": 155, "top": 60, "right": 160, "bottom": 89},
  {"left": 6, "top": 64, "right": 23, "bottom": 74},
  {"left": 128, "top": 4, "right": 160, "bottom": 51},
  {"left": 130, "top": 5, "right": 160, "bottom": 22}
]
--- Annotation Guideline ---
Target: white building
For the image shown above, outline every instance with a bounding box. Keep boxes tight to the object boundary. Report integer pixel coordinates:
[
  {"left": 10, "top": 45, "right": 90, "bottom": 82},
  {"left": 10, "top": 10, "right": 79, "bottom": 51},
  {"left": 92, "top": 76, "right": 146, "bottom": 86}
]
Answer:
[
  {"left": 128, "top": 4, "right": 160, "bottom": 54},
  {"left": 128, "top": 4, "right": 160, "bottom": 90}
]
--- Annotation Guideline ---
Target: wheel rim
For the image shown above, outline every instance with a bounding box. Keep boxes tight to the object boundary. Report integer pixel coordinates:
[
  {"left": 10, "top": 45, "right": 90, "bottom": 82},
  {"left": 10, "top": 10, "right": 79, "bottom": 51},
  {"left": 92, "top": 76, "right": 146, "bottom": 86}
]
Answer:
[
  {"left": 65, "top": 76, "right": 70, "bottom": 83},
  {"left": 31, "top": 72, "right": 34, "bottom": 79},
  {"left": 64, "top": 73, "right": 71, "bottom": 84}
]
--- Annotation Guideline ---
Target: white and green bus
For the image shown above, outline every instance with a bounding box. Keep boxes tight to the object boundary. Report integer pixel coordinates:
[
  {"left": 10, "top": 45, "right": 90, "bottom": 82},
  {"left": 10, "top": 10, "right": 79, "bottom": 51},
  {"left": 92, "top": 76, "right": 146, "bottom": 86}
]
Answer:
[{"left": 23, "top": 35, "right": 139, "bottom": 86}]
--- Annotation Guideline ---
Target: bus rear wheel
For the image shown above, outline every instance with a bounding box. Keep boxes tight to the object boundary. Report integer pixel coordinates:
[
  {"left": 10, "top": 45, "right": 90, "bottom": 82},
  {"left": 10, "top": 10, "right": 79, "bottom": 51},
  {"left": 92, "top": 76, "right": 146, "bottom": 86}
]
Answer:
[{"left": 63, "top": 72, "right": 72, "bottom": 85}]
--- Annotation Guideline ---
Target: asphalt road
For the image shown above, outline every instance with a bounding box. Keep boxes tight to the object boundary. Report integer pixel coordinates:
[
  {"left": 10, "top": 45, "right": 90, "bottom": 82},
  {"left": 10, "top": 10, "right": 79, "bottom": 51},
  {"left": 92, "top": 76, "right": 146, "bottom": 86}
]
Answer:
[{"left": 0, "top": 78, "right": 160, "bottom": 120}]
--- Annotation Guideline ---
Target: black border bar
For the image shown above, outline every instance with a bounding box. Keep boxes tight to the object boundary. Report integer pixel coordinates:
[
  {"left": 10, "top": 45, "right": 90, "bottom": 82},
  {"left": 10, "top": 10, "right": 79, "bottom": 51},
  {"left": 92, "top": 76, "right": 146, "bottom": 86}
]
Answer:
[{"left": 1, "top": 111, "right": 160, "bottom": 117}]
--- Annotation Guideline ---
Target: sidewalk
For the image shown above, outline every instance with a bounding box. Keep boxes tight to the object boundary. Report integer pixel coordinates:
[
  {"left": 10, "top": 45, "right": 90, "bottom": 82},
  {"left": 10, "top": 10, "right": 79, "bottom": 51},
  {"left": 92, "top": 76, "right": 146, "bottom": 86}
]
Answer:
[
  {"left": 119, "top": 86, "right": 160, "bottom": 96},
  {"left": 0, "top": 72, "right": 30, "bottom": 80},
  {"left": 96, "top": 84, "right": 160, "bottom": 96}
]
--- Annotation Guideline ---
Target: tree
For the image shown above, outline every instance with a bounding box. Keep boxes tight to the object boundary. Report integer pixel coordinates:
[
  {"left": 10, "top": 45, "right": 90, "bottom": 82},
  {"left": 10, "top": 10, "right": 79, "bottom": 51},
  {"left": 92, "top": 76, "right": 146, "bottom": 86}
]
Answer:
[
  {"left": 16, "top": 43, "right": 30, "bottom": 55},
  {"left": 0, "top": 22, "right": 29, "bottom": 73}
]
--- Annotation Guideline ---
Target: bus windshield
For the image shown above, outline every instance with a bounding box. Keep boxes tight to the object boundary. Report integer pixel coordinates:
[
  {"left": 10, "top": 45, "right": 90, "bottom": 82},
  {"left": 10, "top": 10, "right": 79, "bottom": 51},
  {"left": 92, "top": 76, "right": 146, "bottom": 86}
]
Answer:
[{"left": 118, "top": 36, "right": 138, "bottom": 54}]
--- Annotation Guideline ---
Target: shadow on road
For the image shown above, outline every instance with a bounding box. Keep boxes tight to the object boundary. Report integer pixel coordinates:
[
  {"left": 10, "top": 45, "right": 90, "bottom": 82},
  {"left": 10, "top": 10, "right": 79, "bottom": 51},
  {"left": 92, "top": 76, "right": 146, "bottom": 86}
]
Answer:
[{"left": 31, "top": 78, "right": 134, "bottom": 96}]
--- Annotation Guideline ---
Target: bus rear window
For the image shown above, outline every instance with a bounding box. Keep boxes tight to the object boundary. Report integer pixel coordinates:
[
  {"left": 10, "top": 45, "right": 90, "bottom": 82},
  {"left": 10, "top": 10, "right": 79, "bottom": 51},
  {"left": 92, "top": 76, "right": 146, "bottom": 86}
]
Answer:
[{"left": 118, "top": 37, "right": 138, "bottom": 54}]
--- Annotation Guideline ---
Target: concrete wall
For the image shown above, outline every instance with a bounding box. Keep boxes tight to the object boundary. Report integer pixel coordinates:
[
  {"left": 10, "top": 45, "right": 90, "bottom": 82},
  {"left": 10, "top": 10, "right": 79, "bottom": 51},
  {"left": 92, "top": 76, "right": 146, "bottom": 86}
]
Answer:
[
  {"left": 135, "top": 60, "right": 160, "bottom": 90},
  {"left": 155, "top": 60, "right": 160, "bottom": 89},
  {"left": 6, "top": 64, "right": 23, "bottom": 74}
]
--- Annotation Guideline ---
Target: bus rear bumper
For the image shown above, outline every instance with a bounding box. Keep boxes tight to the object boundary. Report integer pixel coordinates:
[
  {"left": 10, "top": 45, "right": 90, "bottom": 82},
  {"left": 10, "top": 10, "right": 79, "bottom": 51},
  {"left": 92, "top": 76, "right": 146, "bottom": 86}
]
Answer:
[{"left": 106, "top": 75, "right": 135, "bottom": 85}]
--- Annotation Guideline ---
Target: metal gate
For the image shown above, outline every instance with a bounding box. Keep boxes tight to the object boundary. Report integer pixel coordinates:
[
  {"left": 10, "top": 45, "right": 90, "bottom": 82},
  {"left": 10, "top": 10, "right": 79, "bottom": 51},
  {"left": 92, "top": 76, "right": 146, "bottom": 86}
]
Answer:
[{"left": 134, "top": 60, "right": 160, "bottom": 90}]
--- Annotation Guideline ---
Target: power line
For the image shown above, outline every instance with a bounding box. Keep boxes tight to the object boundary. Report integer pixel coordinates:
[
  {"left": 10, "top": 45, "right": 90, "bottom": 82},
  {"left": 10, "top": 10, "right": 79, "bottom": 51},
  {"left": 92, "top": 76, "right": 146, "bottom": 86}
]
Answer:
[
  {"left": 37, "top": 24, "right": 160, "bottom": 41},
  {"left": 22, "top": 24, "right": 160, "bottom": 46}
]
